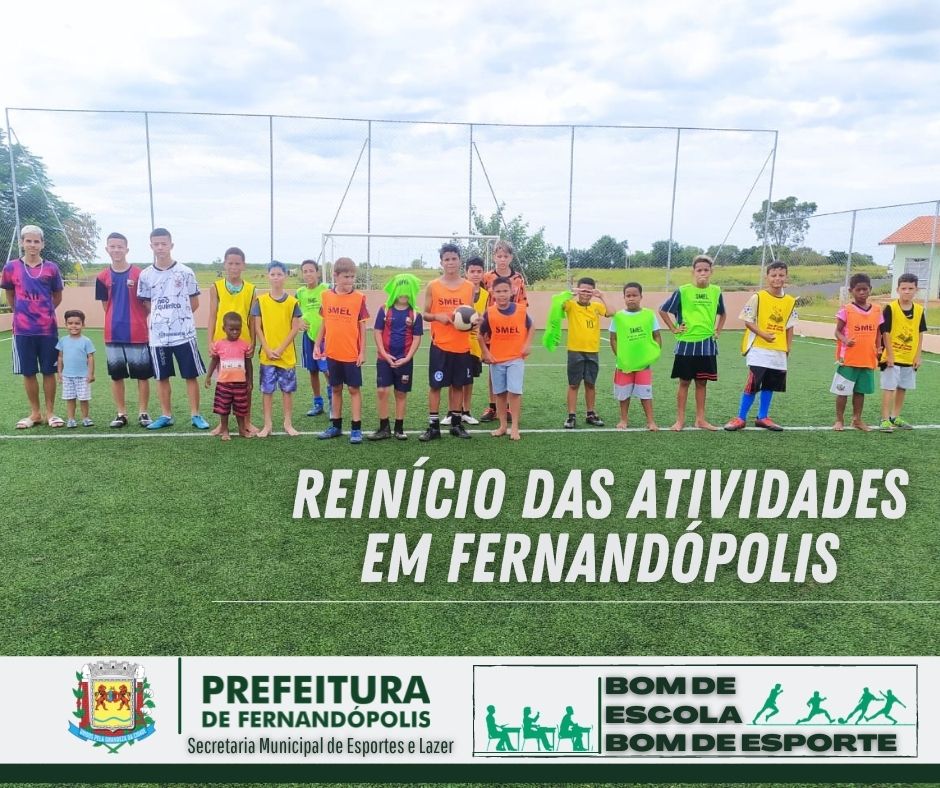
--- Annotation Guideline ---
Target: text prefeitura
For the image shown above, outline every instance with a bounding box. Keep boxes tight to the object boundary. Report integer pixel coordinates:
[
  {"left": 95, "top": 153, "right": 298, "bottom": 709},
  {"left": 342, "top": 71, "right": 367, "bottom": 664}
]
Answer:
[{"left": 292, "top": 463, "right": 908, "bottom": 585}]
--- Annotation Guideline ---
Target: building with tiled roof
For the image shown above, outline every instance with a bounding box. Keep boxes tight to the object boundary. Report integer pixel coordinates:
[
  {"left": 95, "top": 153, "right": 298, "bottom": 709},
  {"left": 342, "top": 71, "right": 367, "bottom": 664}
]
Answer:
[{"left": 879, "top": 215, "right": 939, "bottom": 298}]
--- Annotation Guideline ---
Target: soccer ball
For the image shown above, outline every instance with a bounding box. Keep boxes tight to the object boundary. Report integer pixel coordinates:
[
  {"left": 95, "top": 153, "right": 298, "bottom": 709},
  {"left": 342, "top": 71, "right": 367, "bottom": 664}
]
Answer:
[{"left": 452, "top": 305, "right": 478, "bottom": 331}]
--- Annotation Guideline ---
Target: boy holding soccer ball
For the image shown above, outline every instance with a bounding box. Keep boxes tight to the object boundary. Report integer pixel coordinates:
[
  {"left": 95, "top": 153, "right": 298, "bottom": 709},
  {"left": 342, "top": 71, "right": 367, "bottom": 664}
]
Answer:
[
  {"left": 419, "top": 244, "right": 475, "bottom": 441},
  {"left": 480, "top": 277, "right": 532, "bottom": 440}
]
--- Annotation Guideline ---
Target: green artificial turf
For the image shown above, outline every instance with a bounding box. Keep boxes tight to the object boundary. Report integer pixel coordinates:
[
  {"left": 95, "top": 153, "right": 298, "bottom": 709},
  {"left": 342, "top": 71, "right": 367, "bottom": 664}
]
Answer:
[{"left": 0, "top": 329, "right": 937, "bottom": 660}]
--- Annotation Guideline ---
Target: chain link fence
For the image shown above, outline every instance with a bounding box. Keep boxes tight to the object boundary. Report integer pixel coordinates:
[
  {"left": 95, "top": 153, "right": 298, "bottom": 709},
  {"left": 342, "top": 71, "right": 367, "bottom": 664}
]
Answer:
[{"left": 3, "top": 108, "right": 778, "bottom": 289}]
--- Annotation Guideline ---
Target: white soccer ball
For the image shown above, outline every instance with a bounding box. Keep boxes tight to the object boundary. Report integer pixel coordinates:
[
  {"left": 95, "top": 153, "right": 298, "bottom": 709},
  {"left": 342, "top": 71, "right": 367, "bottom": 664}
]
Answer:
[{"left": 452, "top": 305, "right": 478, "bottom": 331}]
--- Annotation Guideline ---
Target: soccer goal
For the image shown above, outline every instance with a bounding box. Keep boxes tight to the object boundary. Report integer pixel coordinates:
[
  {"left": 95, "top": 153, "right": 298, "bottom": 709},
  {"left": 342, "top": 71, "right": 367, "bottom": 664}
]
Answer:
[{"left": 319, "top": 232, "right": 500, "bottom": 288}]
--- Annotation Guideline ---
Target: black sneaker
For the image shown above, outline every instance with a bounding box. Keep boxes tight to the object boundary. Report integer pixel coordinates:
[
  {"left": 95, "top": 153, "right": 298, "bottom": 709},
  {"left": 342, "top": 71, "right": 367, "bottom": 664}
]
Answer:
[
  {"left": 418, "top": 426, "right": 441, "bottom": 442},
  {"left": 479, "top": 406, "right": 496, "bottom": 422},
  {"left": 394, "top": 430, "right": 408, "bottom": 441},
  {"left": 564, "top": 415, "right": 576, "bottom": 429},
  {"left": 109, "top": 414, "right": 128, "bottom": 429},
  {"left": 585, "top": 413, "right": 605, "bottom": 427},
  {"left": 450, "top": 421, "right": 472, "bottom": 439},
  {"left": 367, "top": 425, "right": 392, "bottom": 441}
]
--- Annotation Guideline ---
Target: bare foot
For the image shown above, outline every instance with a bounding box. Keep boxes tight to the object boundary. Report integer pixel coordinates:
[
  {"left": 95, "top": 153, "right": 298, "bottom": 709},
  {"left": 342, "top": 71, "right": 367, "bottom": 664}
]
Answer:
[
  {"left": 220, "top": 432, "right": 231, "bottom": 441},
  {"left": 851, "top": 419, "right": 870, "bottom": 432},
  {"left": 833, "top": 420, "right": 845, "bottom": 432},
  {"left": 670, "top": 421, "right": 685, "bottom": 431},
  {"left": 694, "top": 420, "right": 720, "bottom": 431},
  {"left": 239, "top": 427, "right": 254, "bottom": 438},
  {"left": 491, "top": 427, "right": 507, "bottom": 437},
  {"left": 616, "top": 420, "right": 628, "bottom": 430},
  {"left": 284, "top": 424, "right": 300, "bottom": 437},
  {"left": 647, "top": 422, "right": 659, "bottom": 432},
  {"left": 256, "top": 425, "right": 272, "bottom": 438},
  {"left": 248, "top": 423, "right": 261, "bottom": 435},
  {"left": 509, "top": 429, "right": 521, "bottom": 440},
  {"left": 209, "top": 424, "right": 222, "bottom": 436}
]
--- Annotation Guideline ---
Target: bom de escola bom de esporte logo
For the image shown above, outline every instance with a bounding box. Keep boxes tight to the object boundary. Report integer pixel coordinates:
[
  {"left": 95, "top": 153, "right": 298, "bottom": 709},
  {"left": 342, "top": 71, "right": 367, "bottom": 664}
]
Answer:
[{"left": 69, "top": 661, "right": 156, "bottom": 753}]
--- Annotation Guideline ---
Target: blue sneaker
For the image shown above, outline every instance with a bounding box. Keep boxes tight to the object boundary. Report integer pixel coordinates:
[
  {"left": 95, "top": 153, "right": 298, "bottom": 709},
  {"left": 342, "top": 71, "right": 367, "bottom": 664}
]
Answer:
[
  {"left": 318, "top": 425, "right": 342, "bottom": 440},
  {"left": 147, "top": 415, "right": 175, "bottom": 430},
  {"left": 191, "top": 414, "right": 210, "bottom": 430},
  {"left": 307, "top": 397, "right": 325, "bottom": 417},
  {"left": 349, "top": 428, "right": 363, "bottom": 444}
]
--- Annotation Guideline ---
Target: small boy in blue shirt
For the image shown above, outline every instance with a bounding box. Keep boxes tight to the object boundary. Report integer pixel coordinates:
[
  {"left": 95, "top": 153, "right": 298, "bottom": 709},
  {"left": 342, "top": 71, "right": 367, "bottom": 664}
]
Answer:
[{"left": 56, "top": 309, "right": 96, "bottom": 427}]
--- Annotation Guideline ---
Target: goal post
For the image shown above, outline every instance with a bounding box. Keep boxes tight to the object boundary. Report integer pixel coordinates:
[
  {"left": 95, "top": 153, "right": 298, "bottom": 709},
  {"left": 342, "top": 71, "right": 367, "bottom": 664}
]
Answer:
[{"left": 318, "top": 232, "right": 501, "bottom": 288}]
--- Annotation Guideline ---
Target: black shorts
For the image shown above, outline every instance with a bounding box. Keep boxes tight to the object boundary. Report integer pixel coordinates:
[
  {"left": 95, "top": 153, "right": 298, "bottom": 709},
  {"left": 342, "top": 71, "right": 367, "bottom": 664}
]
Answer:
[
  {"left": 671, "top": 354, "right": 718, "bottom": 381},
  {"left": 743, "top": 366, "right": 787, "bottom": 393},
  {"left": 376, "top": 359, "right": 415, "bottom": 393},
  {"left": 327, "top": 358, "right": 362, "bottom": 388},
  {"left": 567, "top": 351, "right": 599, "bottom": 386},
  {"left": 428, "top": 344, "right": 472, "bottom": 389}
]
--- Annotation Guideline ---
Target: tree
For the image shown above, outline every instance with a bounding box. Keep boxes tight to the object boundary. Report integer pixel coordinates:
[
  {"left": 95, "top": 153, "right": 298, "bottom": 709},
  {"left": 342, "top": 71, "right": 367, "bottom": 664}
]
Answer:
[
  {"left": 751, "top": 196, "right": 817, "bottom": 250},
  {"left": 472, "top": 204, "right": 551, "bottom": 283},
  {"left": 1, "top": 130, "right": 99, "bottom": 274}
]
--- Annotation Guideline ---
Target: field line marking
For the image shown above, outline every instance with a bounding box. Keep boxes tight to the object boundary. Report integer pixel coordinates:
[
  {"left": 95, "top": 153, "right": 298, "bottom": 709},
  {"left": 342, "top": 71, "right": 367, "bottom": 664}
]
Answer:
[
  {"left": 4, "top": 424, "right": 940, "bottom": 440},
  {"left": 213, "top": 599, "right": 940, "bottom": 605},
  {"left": 795, "top": 337, "right": 940, "bottom": 365}
]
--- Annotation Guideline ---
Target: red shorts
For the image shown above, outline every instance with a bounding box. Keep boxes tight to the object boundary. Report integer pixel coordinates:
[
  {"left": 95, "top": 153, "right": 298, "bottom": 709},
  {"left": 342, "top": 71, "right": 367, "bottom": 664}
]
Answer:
[
  {"left": 613, "top": 368, "right": 652, "bottom": 386},
  {"left": 213, "top": 381, "right": 250, "bottom": 417}
]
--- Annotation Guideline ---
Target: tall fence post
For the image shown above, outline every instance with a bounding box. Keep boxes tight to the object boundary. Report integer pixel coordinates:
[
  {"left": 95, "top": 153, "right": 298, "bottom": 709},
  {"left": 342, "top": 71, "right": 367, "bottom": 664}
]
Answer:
[
  {"left": 760, "top": 130, "right": 778, "bottom": 275},
  {"left": 269, "top": 115, "right": 275, "bottom": 263},
  {"left": 366, "top": 120, "right": 372, "bottom": 266},
  {"left": 843, "top": 210, "right": 857, "bottom": 299},
  {"left": 666, "top": 128, "right": 681, "bottom": 288},
  {"left": 926, "top": 200, "right": 940, "bottom": 307},
  {"left": 468, "top": 124, "right": 474, "bottom": 237},
  {"left": 566, "top": 126, "right": 575, "bottom": 288},
  {"left": 144, "top": 112, "right": 155, "bottom": 230},
  {"left": 5, "top": 109, "right": 20, "bottom": 246}
]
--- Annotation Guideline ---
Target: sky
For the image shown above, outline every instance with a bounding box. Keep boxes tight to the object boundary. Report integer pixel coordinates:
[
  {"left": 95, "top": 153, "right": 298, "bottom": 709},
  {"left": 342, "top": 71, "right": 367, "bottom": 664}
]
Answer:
[{"left": 3, "top": 0, "right": 939, "bottom": 266}]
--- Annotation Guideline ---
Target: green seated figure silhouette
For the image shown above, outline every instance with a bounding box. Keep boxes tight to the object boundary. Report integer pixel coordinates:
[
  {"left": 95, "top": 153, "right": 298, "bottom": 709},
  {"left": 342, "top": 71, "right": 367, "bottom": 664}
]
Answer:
[
  {"left": 522, "top": 706, "right": 554, "bottom": 751},
  {"left": 485, "top": 704, "right": 517, "bottom": 751},
  {"left": 558, "top": 705, "right": 590, "bottom": 751}
]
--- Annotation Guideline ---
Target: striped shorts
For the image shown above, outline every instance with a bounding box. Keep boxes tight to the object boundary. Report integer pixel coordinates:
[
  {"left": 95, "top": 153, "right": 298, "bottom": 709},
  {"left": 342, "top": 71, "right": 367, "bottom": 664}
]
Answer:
[{"left": 213, "top": 381, "right": 250, "bottom": 417}]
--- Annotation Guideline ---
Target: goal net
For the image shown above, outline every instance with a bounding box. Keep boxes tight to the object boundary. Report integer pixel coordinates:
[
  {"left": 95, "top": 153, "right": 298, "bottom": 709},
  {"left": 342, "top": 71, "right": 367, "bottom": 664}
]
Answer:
[{"left": 319, "top": 232, "right": 500, "bottom": 288}]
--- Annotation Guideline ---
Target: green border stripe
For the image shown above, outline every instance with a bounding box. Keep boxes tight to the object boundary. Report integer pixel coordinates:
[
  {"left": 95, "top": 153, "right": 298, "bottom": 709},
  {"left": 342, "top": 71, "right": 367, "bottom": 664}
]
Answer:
[{"left": 0, "top": 763, "right": 938, "bottom": 782}]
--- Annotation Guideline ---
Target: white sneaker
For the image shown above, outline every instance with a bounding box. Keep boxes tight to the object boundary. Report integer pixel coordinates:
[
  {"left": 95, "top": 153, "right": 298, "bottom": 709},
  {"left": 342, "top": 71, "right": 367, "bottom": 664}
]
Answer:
[
  {"left": 461, "top": 412, "right": 479, "bottom": 425},
  {"left": 441, "top": 415, "right": 452, "bottom": 426}
]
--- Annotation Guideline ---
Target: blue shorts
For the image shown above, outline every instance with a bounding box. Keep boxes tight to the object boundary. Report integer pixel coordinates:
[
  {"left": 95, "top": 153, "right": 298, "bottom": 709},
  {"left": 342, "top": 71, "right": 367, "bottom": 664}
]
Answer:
[
  {"left": 12, "top": 334, "right": 58, "bottom": 376},
  {"left": 327, "top": 358, "right": 362, "bottom": 388},
  {"left": 259, "top": 364, "right": 298, "bottom": 394},
  {"left": 301, "top": 334, "right": 328, "bottom": 373},
  {"left": 428, "top": 344, "right": 472, "bottom": 390},
  {"left": 491, "top": 359, "right": 525, "bottom": 395},
  {"left": 151, "top": 341, "right": 206, "bottom": 381},
  {"left": 376, "top": 359, "right": 415, "bottom": 393}
]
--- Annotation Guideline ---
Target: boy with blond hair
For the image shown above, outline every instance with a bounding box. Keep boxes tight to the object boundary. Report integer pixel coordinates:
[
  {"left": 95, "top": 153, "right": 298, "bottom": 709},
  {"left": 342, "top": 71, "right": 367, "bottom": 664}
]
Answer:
[
  {"left": 251, "top": 260, "right": 302, "bottom": 437},
  {"left": 314, "top": 257, "right": 369, "bottom": 443}
]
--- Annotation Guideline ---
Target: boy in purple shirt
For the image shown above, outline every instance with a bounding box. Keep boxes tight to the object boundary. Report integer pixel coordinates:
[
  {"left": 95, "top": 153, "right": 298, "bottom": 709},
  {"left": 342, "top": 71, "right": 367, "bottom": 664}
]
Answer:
[{"left": 1, "top": 225, "right": 65, "bottom": 428}]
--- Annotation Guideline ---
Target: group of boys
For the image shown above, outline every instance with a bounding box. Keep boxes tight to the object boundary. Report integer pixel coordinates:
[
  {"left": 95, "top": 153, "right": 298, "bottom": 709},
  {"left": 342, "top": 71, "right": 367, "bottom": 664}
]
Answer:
[{"left": 2, "top": 225, "right": 928, "bottom": 437}]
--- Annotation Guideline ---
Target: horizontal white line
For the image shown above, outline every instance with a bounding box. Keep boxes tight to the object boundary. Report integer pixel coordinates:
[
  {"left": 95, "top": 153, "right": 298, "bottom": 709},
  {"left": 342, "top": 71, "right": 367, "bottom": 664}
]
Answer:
[
  {"left": 4, "top": 423, "right": 940, "bottom": 440},
  {"left": 213, "top": 599, "right": 940, "bottom": 605}
]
